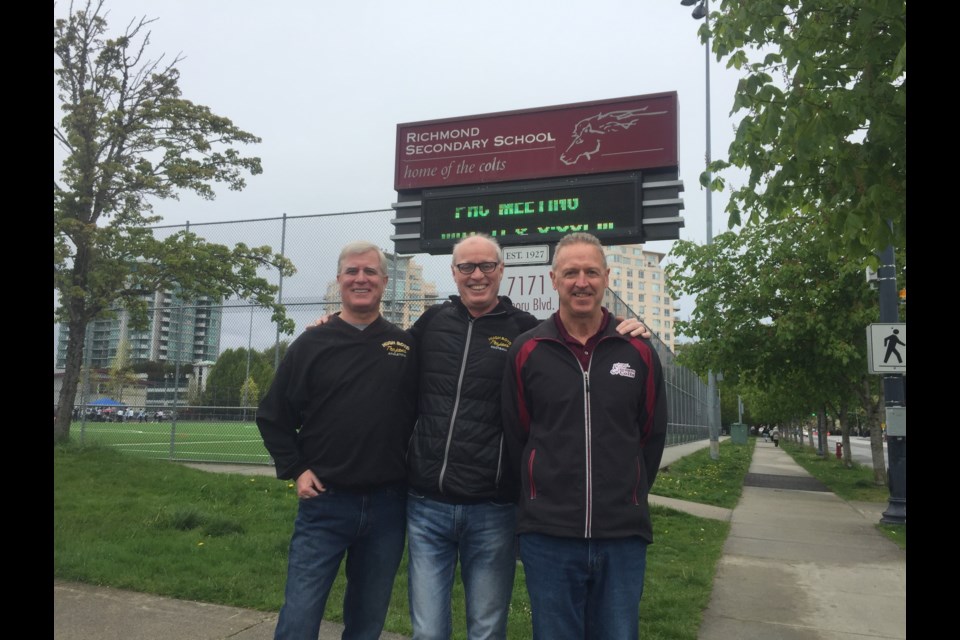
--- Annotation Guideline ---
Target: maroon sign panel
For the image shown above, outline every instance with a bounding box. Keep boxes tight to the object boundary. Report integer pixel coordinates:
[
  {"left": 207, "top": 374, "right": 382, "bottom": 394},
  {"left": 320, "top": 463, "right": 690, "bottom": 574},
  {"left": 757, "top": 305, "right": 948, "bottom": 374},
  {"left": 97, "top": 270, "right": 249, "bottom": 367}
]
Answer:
[{"left": 395, "top": 93, "right": 678, "bottom": 191}]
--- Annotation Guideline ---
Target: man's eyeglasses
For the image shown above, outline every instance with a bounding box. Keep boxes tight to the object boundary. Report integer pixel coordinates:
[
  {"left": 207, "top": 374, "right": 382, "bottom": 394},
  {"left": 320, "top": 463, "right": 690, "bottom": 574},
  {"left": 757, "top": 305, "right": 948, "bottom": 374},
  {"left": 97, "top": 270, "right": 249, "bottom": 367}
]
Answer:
[{"left": 455, "top": 261, "right": 499, "bottom": 275}]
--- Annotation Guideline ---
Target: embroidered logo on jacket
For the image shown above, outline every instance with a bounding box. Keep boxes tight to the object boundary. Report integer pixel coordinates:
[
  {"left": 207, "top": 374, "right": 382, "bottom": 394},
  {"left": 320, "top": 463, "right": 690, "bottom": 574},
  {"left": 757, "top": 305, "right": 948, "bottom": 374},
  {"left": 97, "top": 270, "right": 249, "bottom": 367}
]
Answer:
[
  {"left": 382, "top": 340, "right": 411, "bottom": 357},
  {"left": 489, "top": 336, "right": 512, "bottom": 352},
  {"left": 610, "top": 362, "right": 636, "bottom": 378}
]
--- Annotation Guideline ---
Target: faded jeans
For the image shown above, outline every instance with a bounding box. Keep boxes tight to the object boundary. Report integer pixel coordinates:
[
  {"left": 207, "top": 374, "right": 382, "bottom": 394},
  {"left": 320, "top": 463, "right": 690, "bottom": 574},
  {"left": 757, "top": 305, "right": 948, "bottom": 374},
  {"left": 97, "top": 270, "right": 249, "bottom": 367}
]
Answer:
[{"left": 406, "top": 492, "right": 517, "bottom": 640}]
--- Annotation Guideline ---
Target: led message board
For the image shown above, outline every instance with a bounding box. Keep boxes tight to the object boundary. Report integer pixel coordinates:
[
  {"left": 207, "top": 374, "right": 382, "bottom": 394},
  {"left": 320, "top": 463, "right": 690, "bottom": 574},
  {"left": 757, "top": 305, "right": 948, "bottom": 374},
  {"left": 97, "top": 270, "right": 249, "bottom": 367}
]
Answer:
[{"left": 419, "top": 172, "right": 642, "bottom": 253}]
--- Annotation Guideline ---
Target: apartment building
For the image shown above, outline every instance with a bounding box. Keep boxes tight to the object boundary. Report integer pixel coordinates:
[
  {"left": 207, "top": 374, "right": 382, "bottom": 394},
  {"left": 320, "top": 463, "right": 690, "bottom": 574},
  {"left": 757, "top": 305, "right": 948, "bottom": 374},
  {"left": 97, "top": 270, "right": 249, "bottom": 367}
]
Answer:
[
  {"left": 603, "top": 244, "right": 679, "bottom": 352},
  {"left": 55, "top": 291, "right": 222, "bottom": 369}
]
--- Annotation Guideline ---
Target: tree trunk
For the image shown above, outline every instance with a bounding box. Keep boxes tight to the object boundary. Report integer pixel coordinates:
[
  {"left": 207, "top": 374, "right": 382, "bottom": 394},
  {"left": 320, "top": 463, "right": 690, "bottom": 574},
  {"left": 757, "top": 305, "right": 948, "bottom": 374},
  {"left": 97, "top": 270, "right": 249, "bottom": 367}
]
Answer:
[
  {"left": 838, "top": 401, "right": 852, "bottom": 468},
  {"left": 858, "top": 377, "right": 888, "bottom": 486},
  {"left": 55, "top": 316, "right": 90, "bottom": 444}
]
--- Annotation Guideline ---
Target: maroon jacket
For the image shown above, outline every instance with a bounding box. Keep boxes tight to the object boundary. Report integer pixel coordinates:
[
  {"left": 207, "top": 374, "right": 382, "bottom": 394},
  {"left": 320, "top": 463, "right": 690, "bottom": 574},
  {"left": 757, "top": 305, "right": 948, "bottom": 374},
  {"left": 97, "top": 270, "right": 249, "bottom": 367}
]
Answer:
[{"left": 501, "top": 310, "right": 667, "bottom": 542}]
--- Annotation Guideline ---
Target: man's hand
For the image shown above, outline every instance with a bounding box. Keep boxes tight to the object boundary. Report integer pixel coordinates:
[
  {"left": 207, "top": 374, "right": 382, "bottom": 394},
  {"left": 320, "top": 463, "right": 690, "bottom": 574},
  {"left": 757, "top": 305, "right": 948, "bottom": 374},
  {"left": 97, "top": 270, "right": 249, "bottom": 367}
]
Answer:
[
  {"left": 615, "top": 317, "right": 651, "bottom": 339},
  {"left": 308, "top": 314, "right": 334, "bottom": 330},
  {"left": 296, "top": 469, "right": 326, "bottom": 498}
]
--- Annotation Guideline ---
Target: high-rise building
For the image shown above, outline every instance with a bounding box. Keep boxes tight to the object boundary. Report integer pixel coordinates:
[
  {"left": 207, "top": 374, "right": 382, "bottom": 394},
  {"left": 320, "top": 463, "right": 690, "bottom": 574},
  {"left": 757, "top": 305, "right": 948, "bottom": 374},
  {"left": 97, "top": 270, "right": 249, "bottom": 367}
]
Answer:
[
  {"left": 55, "top": 291, "right": 222, "bottom": 369},
  {"left": 603, "top": 244, "right": 679, "bottom": 352},
  {"left": 323, "top": 252, "right": 438, "bottom": 328}
]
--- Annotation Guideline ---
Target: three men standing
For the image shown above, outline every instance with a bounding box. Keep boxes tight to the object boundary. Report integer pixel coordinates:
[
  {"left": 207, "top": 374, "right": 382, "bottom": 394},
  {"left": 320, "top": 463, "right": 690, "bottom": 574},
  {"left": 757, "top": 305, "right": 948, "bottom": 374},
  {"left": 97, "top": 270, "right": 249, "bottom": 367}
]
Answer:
[
  {"left": 502, "top": 232, "right": 668, "bottom": 640},
  {"left": 258, "top": 233, "right": 660, "bottom": 639}
]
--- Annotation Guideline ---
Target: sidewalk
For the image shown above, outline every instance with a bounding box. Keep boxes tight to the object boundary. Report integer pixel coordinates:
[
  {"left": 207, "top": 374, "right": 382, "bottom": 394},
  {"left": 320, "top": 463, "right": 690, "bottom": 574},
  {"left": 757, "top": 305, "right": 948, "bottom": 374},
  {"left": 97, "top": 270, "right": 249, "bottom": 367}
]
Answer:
[
  {"left": 697, "top": 440, "right": 906, "bottom": 639},
  {"left": 54, "top": 438, "right": 906, "bottom": 639}
]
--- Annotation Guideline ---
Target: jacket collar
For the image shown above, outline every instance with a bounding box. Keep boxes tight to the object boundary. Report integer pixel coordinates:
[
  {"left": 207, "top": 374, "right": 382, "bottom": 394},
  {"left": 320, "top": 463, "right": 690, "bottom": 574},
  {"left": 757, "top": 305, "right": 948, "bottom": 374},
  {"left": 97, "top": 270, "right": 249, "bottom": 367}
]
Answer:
[{"left": 449, "top": 295, "right": 511, "bottom": 318}]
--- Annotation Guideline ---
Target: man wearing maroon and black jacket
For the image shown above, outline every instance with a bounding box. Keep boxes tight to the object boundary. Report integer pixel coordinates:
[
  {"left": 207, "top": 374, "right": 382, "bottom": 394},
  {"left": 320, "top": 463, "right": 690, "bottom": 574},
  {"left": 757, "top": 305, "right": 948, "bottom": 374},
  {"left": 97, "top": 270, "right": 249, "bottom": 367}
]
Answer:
[{"left": 501, "top": 232, "right": 668, "bottom": 640}]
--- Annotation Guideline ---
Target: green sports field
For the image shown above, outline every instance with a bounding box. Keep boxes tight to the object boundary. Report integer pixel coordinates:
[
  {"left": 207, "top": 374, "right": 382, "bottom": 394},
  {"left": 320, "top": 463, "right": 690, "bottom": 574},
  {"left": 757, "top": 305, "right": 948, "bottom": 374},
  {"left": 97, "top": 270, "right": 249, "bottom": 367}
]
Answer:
[{"left": 70, "top": 419, "right": 272, "bottom": 466}]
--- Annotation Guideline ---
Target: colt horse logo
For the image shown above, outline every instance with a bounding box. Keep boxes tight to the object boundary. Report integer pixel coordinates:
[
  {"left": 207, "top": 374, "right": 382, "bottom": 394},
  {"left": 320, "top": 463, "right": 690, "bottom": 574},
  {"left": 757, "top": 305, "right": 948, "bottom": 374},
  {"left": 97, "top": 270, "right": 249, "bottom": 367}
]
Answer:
[{"left": 560, "top": 107, "right": 664, "bottom": 166}]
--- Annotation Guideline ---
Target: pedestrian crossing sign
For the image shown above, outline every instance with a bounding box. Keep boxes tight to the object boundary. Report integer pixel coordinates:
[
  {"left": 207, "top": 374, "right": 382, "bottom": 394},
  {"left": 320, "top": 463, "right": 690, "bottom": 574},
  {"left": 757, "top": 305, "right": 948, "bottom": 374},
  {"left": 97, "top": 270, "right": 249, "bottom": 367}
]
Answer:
[{"left": 866, "top": 324, "right": 906, "bottom": 374}]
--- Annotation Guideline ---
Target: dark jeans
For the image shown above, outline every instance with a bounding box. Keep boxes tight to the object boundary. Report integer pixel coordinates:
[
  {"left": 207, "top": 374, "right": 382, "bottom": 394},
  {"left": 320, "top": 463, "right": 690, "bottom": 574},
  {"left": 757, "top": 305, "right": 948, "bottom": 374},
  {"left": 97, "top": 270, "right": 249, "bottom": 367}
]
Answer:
[
  {"left": 274, "top": 483, "right": 407, "bottom": 640},
  {"left": 519, "top": 532, "right": 648, "bottom": 640}
]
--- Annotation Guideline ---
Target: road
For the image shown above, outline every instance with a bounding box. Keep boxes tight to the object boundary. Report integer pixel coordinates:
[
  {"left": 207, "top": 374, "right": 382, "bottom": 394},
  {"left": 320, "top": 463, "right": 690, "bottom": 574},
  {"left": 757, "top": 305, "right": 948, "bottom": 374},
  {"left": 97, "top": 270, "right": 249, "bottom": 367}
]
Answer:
[{"left": 823, "top": 434, "right": 888, "bottom": 468}]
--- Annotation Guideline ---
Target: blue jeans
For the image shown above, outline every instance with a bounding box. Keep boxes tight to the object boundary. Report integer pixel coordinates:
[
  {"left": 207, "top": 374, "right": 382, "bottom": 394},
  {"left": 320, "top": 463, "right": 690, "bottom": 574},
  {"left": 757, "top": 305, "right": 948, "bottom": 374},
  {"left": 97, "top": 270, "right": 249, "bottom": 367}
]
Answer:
[
  {"left": 274, "top": 484, "right": 407, "bottom": 640},
  {"left": 406, "top": 493, "right": 517, "bottom": 640},
  {"left": 519, "top": 533, "right": 648, "bottom": 640}
]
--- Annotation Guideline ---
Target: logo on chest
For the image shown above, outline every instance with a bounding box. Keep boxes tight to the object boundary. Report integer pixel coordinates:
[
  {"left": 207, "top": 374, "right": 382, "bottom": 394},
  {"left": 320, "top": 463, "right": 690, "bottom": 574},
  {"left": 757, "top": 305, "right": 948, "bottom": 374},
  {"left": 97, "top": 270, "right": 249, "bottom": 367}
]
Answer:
[
  {"left": 610, "top": 362, "right": 636, "bottom": 379},
  {"left": 382, "top": 340, "right": 411, "bottom": 357},
  {"left": 488, "top": 335, "right": 512, "bottom": 352}
]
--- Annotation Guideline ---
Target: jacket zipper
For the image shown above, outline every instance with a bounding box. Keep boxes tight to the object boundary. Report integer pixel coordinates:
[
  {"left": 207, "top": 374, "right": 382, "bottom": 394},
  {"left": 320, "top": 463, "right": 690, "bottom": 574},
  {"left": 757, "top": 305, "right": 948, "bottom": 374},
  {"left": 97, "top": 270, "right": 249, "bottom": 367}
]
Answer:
[
  {"left": 583, "top": 368, "right": 592, "bottom": 538},
  {"left": 438, "top": 317, "right": 474, "bottom": 493},
  {"left": 554, "top": 338, "right": 596, "bottom": 539},
  {"left": 437, "top": 308, "right": 508, "bottom": 494}
]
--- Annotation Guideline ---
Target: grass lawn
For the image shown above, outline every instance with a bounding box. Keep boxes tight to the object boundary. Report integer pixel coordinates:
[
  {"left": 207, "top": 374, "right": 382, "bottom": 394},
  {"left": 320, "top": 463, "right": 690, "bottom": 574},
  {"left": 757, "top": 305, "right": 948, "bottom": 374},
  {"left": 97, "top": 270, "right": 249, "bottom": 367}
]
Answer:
[
  {"left": 55, "top": 441, "right": 745, "bottom": 639},
  {"left": 70, "top": 419, "right": 272, "bottom": 464}
]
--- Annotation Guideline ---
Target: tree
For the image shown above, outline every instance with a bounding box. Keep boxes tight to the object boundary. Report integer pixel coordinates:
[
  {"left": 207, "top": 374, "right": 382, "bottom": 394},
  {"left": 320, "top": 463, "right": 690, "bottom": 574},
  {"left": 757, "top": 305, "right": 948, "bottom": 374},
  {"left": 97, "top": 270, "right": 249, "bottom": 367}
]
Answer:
[
  {"left": 707, "top": 1, "right": 906, "bottom": 260},
  {"left": 260, "top": 340, "right": 290, "bottom": 374},
  {"left": 666, "top": 214, "right": 891, "bottom": 480},
  {"left": 105, "top": 337, "right": 136, "bottom": 402},
  {"left": 240, "top": 376, "right": 260, "bottom": 408},
  {"left": 203, "top": 348, "right": 273, "bottom": 407},
  {"left": 54, "top": 1, "right": 295, "bottom": 443}
]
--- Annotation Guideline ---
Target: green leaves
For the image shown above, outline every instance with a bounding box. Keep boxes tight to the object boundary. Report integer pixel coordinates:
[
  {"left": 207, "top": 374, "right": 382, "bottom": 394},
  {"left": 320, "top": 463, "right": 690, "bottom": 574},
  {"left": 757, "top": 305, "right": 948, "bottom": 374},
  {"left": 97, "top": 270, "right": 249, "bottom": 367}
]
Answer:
[
  {"left": 54, "top": 1, "right": 293, "bottom": 442},
  {"left": 667, "top": 213, "right": 894, "bottom": 422},
  {"left": 710, "top": 0, "right": 906, "bottom": 259}
]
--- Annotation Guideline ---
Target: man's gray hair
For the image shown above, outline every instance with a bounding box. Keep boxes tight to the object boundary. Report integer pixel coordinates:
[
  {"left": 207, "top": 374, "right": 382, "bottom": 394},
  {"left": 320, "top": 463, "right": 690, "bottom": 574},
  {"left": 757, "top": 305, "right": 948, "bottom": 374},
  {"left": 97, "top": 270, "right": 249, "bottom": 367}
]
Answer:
[
  {"left": 552, "top": 232, "right": 607, "bottom": 270},
  {"left": 338, "top": 241, "right": 388, "bottom": 274},
  {"left": 451, "top": 234, "right": 503, "bottom": 265}
]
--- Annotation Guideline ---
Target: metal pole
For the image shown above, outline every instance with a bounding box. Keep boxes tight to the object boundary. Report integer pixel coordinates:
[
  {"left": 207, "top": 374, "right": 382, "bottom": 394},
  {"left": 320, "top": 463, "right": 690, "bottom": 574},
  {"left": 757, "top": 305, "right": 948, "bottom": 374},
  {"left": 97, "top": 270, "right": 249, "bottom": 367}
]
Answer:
[
  {"left": 273, "top": 213, "right": 287, "bottom": 370},
  {"left": 702, "top": 0, "right": 720, "bottom": 459},
  {"left": 170, "top": 295, "right": 184, "bottom": 459},
  {"left": 878, "top": 239, "right": 906, "bottom": 525},
  {"left": 243, "top": 303, "right": 254, "bottom": 421},
  {"left": 680, "top": 0, "right": 719, "bottom": 456},
  {"left": 390, "top": 252, "right": 399, "bottom": 324}
]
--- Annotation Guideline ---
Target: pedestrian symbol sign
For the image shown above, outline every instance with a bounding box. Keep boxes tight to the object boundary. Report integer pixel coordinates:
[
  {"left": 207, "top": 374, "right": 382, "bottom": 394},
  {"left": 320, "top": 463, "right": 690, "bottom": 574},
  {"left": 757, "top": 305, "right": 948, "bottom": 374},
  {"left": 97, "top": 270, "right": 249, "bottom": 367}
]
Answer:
[{"left": 866, "top": 323, "right": 906, "bottom": 374}]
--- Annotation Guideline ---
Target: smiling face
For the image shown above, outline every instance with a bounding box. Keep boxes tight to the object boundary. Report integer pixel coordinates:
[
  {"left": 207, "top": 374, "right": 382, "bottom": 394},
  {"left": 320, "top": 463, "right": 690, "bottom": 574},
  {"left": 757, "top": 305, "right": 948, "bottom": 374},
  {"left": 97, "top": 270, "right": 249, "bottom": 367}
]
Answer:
[
  {"left": 550, "top": 240, "right": 609, "bottom": 322},
  {"left": 451, "top": 236, "right": 504, "bottom": 317},
  {"left": 336, "top": 249, "right": 387, "bottom": 323}
]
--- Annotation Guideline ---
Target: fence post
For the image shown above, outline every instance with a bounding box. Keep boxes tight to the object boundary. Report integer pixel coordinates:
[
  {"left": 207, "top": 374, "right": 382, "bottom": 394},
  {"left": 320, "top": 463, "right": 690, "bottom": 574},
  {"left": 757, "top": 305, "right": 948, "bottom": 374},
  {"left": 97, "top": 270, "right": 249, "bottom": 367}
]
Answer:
[{"left": 273, "top": 213, "right": 288, "bottom": 370}]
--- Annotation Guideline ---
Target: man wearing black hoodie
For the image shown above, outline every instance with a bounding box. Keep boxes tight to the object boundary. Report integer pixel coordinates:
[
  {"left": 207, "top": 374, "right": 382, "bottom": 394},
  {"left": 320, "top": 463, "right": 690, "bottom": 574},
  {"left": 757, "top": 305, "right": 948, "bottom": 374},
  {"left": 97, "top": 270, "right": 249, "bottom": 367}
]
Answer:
[{"left": 257, "top": 241, "right": 417, "bottom": 640}]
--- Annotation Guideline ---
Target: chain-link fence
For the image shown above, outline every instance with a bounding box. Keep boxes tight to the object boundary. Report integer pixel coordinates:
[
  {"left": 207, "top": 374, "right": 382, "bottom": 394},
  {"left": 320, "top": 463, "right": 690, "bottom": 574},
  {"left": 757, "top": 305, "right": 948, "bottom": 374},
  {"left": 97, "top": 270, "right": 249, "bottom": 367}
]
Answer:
[{"left": 62, "top": 210, "right": 713, "bottom": 464}]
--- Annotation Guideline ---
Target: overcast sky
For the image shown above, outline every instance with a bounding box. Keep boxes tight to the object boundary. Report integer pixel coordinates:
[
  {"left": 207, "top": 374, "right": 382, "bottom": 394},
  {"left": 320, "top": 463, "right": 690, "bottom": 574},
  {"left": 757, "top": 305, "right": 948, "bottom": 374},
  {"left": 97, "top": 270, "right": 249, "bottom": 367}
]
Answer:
[{"left": 55, "top": 0, "right": 749, "bottom": 342}]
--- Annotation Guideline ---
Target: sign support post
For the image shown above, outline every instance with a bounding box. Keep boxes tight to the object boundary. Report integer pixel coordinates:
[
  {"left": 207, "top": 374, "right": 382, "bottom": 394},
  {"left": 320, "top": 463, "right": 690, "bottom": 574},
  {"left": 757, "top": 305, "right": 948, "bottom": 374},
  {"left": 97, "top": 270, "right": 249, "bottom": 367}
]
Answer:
[{"left": 876, "top": 242, "right": 906, "bottom": 525}]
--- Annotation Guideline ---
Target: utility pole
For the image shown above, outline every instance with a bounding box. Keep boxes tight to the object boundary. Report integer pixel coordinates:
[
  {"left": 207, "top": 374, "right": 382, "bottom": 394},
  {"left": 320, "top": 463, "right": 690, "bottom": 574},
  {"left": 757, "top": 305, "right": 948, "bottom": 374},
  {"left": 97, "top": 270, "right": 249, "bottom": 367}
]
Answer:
[
  {"left": 878, "top": 241, "right": 906, "bottom": 525},
  {"left": 680, "top": 0, "right": 720, "bottom": 459}
]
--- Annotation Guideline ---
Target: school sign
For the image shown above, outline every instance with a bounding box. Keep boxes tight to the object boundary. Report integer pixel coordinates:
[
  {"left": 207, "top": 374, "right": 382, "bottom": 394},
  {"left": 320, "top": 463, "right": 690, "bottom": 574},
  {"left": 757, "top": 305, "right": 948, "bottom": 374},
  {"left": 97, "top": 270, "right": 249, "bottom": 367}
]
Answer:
[{"left": 391, "top": 93, "right": 686, "bottom": 255}]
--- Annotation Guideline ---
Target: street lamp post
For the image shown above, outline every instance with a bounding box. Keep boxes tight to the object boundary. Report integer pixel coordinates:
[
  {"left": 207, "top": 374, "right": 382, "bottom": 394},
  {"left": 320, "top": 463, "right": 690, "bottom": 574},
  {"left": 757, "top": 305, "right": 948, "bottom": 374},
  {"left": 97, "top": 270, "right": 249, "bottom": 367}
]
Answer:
[
  {"left": 878, "top": 239, "right": 906, "bottom": 525},
  {"left": 681, "top": 0, "right": 721, "bottom": 459}
]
